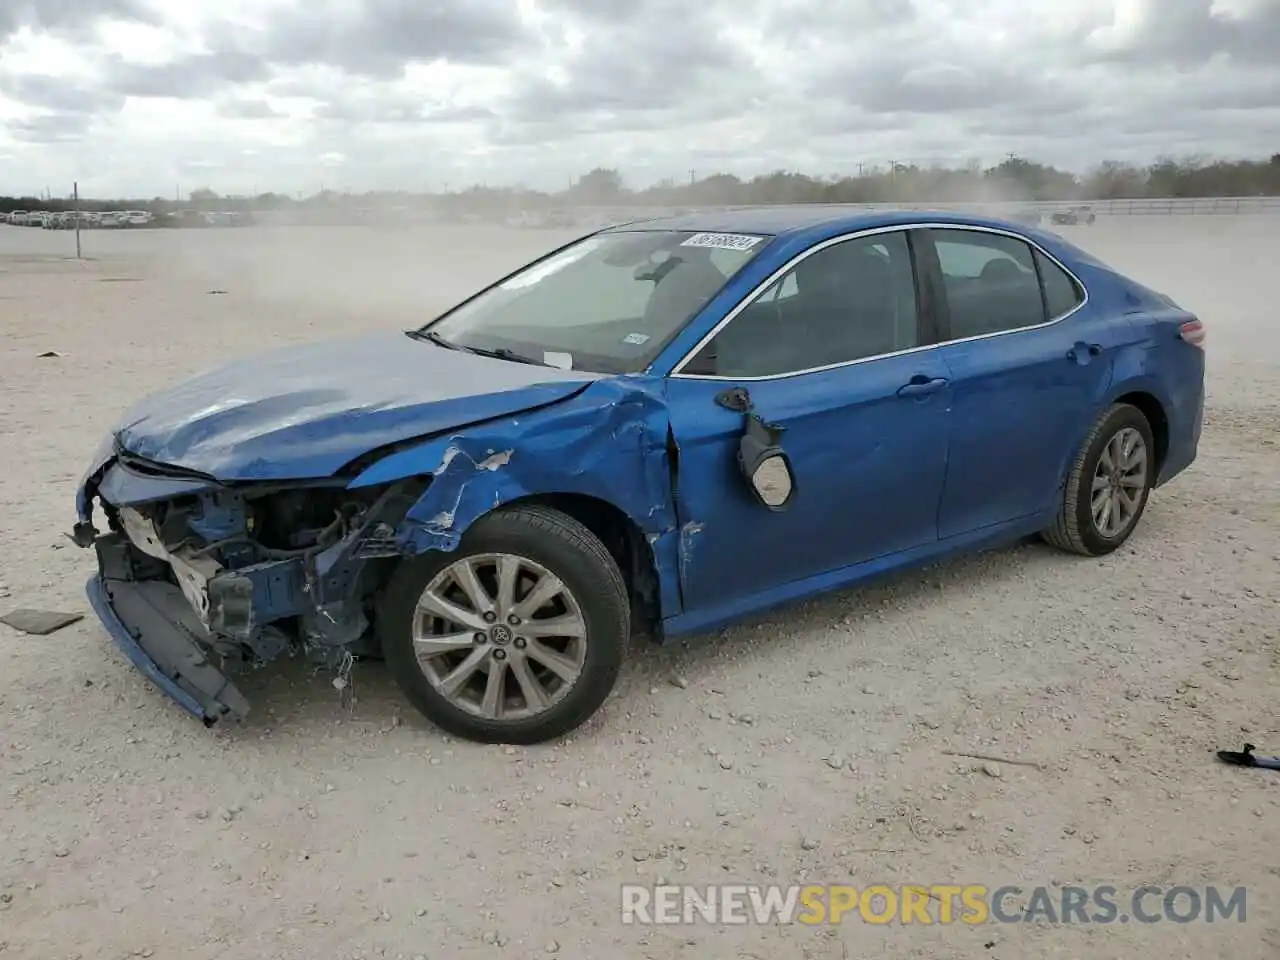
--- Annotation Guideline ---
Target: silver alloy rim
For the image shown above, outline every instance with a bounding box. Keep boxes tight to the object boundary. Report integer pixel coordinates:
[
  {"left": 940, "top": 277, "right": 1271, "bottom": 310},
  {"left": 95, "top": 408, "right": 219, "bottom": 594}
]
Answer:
[
  {"left": 1091, "top": 426, "right": 1148, "bottom": 538},
  {"left": 412, "top": 553, "right": 588, "bottom": 721}
]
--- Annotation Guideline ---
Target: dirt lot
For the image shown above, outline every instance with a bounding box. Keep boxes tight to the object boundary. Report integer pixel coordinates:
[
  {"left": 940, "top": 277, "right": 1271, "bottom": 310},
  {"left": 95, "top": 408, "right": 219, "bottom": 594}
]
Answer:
[{"left": 0, "top": 216, "right": 1277, "bottom": 960}]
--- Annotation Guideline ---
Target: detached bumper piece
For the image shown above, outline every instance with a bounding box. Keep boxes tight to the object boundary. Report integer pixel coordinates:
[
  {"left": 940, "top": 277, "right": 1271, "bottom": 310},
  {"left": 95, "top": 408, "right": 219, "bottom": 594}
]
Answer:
[{"left": 86, "top": 533, "right": 249, "bottom": 726}]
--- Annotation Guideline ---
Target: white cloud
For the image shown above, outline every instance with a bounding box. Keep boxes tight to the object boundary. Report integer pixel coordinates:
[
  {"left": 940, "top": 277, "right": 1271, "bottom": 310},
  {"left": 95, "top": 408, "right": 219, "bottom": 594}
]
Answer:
[{"left": 0, "top": 0, "right": 1276, "bottom": 197}]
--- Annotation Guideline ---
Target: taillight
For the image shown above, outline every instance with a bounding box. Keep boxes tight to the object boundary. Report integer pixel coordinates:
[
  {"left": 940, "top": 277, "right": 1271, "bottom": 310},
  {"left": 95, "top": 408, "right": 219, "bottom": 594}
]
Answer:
[{"left": 1179, "top": 319, "right": 1205, "bottom": 349}]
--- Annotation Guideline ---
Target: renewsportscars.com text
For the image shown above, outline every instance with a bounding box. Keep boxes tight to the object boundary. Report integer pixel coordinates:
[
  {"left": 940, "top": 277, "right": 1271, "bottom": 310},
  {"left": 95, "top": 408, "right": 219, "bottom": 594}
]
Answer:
[{"left": 621, "top": 884, "right": 1247, "bottom": 926}]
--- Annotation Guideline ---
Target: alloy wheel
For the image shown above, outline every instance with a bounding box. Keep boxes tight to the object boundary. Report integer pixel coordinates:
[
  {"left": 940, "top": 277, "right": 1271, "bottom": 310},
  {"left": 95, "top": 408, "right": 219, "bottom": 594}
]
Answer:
[
  {"left": 411, "top": 552, "right": 588, "bottom": 721},
  {"left": 1090, "top": 426, "right": 1148, "bottom": 538}
]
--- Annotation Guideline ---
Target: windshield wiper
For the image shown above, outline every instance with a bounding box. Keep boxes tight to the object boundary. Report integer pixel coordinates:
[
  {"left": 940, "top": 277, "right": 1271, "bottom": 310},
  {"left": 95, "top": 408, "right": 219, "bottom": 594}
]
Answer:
[
  {"left": 405, "top": 329, "right": 457, "bottom": 349},
  {"left": 405, "top": 328, "right": 550, "bottom": 366},
  {"left": 454, "top": 344, "right": 551, "bottom": 367}
]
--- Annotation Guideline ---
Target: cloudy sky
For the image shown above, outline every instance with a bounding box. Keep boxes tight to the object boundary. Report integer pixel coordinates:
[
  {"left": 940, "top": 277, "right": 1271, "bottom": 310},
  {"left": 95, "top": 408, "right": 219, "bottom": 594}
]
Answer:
[{"left": 0, "top": 0, "right": 1277, "bottom": 198}]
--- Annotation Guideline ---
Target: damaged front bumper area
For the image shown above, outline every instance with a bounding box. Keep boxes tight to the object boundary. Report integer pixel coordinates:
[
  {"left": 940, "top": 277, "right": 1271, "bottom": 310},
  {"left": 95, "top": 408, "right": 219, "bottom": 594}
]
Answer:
[
  {"left": 86, "top": 544, "right": 250, "bottom": 725},
  {"left": 75, "top": 450, "right": 425, "bottom": 725}
]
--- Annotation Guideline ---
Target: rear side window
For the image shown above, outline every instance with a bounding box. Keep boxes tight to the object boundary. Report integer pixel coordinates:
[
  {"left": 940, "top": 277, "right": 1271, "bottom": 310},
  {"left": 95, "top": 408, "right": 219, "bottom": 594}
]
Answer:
[
  {"left": 1035, "top": 249, "right": 1085, "bottom": 318},
  {"left": 932, "top": 230, "right": 1044, "bottom": 339}
]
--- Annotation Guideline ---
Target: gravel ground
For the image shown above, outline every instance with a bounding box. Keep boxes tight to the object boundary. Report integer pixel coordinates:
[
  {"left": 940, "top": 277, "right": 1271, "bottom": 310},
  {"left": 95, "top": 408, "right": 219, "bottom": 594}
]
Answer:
[{"left": 0, "top": 217, "right": 1277, "bottom": 960}]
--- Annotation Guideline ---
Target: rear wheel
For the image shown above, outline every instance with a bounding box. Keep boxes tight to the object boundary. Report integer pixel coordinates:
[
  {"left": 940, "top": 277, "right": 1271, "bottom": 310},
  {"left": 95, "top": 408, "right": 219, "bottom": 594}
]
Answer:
[
  {"left": 1042, "top": 403, "right": 1155, "bottom": 556},
  {"left": 379, "top": 504, "right": 628, "bottom": 744}
]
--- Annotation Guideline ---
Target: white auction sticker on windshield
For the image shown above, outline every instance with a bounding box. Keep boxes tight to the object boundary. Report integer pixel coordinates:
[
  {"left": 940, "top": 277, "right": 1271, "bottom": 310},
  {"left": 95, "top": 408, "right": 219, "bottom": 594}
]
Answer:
[{"left": 680, "top": 232, "right": 764, "bottom": 251}]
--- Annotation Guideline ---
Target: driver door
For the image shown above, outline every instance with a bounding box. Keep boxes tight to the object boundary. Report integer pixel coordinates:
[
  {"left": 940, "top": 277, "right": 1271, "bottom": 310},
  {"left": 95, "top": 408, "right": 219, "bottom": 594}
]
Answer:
[{"left": 663, "top": 229, "right": 953, "bottom": 621}]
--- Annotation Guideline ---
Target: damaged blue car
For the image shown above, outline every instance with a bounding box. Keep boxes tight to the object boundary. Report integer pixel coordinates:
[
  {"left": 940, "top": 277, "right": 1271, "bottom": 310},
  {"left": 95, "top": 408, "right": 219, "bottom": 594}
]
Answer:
[{"left": 73, "top": 208, "right": 1206, "bottom": 743}]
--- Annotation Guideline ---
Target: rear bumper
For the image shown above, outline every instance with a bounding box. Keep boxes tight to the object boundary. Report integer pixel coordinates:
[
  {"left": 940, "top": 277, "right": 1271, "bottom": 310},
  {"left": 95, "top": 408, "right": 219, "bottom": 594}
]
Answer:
[
  {"left": 1155, "top": 369, "right": 1205, "bottom": 488},
  {"left": 86, "top": 574, "right": 249, "bottom": 726}
]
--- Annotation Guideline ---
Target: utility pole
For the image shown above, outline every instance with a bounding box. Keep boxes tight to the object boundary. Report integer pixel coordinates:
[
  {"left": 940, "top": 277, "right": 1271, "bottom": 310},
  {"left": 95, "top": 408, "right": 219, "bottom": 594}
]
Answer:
[{"left": 73, "top": 181, "right": 81, "bottom": 260}]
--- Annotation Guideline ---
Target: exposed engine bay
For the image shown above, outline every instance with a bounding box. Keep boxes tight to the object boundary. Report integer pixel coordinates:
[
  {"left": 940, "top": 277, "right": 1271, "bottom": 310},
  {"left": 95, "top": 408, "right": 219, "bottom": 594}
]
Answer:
[{"left": 80, "top": 457, "right": 427, "bottom": 721}]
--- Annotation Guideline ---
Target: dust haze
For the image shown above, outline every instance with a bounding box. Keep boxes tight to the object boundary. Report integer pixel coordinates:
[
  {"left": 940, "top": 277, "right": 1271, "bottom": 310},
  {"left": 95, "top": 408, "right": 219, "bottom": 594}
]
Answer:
[
  {"left": 5, "top": 205, "right": 1275, "bottom": 376},
  {"left": 1, "top": 210, "right": 1278, "bottom": 959}
]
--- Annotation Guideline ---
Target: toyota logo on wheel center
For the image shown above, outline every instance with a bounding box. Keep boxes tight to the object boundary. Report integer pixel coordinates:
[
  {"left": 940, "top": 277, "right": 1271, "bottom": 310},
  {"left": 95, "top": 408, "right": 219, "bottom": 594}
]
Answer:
[{"left": 489, "top": 624, "right": 513, "bottom": 645}]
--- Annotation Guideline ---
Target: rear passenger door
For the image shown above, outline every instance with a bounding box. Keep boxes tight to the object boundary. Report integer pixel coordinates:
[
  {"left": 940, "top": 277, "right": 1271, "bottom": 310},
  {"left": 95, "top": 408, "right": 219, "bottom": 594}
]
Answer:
[{"left": 920, "top": 227, "right": 1125, "bottom": 538}]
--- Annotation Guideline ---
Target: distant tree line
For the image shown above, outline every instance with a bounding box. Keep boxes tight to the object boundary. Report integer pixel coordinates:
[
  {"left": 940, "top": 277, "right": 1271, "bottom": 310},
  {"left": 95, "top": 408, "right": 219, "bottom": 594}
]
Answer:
[{"left": 3, "top": 153, "right": 1278, "bottom": 216}]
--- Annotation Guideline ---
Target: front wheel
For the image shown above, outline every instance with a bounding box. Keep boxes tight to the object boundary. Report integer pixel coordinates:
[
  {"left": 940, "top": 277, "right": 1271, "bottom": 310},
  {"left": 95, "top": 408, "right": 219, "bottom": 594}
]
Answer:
[
  {"left": 379, "top": 504, "right": 629, "bottom": 744},
  {"left": 1042, "top": 403, "right": 1155, "bottom": 556}
]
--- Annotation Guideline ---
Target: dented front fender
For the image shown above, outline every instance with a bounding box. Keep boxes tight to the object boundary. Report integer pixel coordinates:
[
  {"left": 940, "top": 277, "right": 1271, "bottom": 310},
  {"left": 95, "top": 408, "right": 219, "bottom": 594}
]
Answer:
[{"left": 346, "top": 378, "right": 685, "bottom": 619}]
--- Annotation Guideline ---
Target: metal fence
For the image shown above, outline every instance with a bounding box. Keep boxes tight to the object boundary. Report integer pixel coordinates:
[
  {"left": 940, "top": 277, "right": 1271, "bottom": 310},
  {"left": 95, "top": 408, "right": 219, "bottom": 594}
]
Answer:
[
  {"left": 976, "top": 196, "right": 1280, "bottom": 216},
  {"left": 582, "top": 195, "right": 1280, "bottom": 221},
  {"left": 535, "top": 196, "right": 1279, "bottom": 232}
]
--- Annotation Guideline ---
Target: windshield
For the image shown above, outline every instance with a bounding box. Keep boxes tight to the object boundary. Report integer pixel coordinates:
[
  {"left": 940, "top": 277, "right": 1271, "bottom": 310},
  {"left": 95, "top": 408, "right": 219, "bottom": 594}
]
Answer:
[{"left": 417, "top": 229, "right": 770, "bottom": 373}]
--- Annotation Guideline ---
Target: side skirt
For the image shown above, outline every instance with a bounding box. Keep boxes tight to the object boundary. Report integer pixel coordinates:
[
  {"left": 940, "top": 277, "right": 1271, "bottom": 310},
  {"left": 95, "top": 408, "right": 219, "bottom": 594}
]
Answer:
[{"left": 659, "top": 508, "right": 1057, "bottom": 642}]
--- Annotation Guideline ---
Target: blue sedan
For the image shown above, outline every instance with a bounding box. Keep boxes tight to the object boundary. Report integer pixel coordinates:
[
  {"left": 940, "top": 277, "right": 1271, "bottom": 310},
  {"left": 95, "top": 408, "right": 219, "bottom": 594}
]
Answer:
[{"left": 72, "top": 207, "right": 1206, "bottom": 743}]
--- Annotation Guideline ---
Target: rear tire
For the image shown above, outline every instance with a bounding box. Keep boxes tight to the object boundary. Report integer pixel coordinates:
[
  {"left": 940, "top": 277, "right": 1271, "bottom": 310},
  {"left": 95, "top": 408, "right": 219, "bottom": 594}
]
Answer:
[
  {"left": 379, "top": 504, "right": 628, "bottom": 744},
  {"left": 1042, "top": 403, "right": 1155, "bottom": 556}
]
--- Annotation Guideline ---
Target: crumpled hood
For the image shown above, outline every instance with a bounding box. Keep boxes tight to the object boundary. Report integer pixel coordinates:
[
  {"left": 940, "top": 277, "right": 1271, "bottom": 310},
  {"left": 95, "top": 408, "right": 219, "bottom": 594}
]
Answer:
[{"left": 112, "top": 331, "right": 597, "bottom": 480}]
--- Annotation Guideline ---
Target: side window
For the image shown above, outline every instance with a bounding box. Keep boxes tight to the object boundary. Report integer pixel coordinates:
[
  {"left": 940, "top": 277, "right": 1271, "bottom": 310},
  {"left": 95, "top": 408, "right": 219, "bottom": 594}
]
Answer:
[
  {"left": 1035, "top": 249, "right": 1084, "bottom": 318},
  {"left": 932, "top": 230, "right": 1045, "bottom": 340},
  {"left": 695, "top": 231, "right": 920, "bottom": 377}
]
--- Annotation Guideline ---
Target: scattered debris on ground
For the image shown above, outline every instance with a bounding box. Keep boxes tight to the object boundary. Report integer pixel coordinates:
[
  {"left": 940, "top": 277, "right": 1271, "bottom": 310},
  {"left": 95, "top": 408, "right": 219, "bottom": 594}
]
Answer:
[
  {"left": 1217, "top": 743, "right": 1280, "bottom": 770},
  {"left": 0, "top": 608, "right": 84, "bottom": 635}
]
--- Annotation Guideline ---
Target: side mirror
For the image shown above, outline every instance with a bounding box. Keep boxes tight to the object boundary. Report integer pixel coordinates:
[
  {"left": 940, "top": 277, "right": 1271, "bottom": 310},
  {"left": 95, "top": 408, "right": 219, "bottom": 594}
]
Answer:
[{"left": 737, "top": 414, "right": 795, "bottom": 511}]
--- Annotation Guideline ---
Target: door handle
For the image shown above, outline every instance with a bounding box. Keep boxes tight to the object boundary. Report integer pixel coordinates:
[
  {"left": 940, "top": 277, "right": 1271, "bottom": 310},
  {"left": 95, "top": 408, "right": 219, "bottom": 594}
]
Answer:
[
  {"left": 1067, "top": 342, "right": 1103, "bottom": 362},
  {"left": 897, "top": 376, "right": 950, "bottom": 398}
]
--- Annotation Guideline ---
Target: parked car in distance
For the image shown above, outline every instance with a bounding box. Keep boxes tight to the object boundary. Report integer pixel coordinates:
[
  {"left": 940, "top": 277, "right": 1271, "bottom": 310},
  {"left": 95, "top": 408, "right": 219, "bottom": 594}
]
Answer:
[
  {"left": 73, "top": 208, "right": 1206, "bottom": 744},
  {"left": 1051, "top": 205, "right": 1097, "bottom": 225}
]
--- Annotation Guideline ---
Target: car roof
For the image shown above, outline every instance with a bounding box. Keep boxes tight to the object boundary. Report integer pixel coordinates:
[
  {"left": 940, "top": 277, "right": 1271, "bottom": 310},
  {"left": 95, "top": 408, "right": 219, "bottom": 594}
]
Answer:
[{"left": 601, "top": 205, "right": 1052, "bottom": 243}]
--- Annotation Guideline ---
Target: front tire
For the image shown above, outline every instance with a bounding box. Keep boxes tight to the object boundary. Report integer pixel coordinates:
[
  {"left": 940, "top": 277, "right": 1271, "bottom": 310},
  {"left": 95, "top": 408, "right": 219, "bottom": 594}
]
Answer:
[
  {"left": 379, "top": 504, "right": 628, "bottom": 744},
  {"left": 1042, "top": 403, "right": 1155, "bottom": 556}
]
